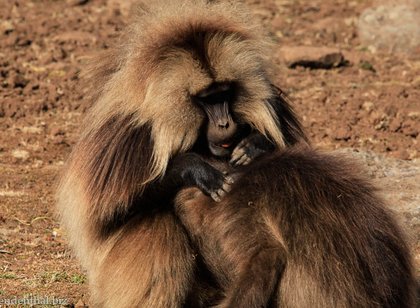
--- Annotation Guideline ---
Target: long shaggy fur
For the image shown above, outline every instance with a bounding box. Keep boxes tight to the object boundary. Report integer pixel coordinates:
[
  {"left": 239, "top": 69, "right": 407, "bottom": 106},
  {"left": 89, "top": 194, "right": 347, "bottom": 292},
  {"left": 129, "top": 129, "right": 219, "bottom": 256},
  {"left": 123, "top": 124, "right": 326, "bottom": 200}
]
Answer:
[
  {"left": 57, "top": 0, "right": 306, "bottom": 306},
  {"left": 175, "top": 148, "right": 416, "bottom": 307}
]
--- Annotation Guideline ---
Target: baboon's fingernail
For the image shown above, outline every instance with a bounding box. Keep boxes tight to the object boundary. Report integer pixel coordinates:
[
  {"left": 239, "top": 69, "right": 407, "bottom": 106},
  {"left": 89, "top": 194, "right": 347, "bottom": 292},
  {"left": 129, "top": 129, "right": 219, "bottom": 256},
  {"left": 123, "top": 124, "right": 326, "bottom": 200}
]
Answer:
[
  {"left": 223, "top": 183, "right": 232, "bottom": 192},
  {"left": 226, "top": 176, "right": 234, "bottom": 184},
  {"left": 211, "top": 192, "right": 221, "bottom": 202}
]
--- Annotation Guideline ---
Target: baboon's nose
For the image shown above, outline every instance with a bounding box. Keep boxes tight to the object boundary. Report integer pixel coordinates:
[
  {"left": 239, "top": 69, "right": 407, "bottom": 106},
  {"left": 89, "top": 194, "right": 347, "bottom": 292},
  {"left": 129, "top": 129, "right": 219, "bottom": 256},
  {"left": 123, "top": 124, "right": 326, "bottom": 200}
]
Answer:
[{"left": 218, "top": 121, "right": 230, "bottom": 129}]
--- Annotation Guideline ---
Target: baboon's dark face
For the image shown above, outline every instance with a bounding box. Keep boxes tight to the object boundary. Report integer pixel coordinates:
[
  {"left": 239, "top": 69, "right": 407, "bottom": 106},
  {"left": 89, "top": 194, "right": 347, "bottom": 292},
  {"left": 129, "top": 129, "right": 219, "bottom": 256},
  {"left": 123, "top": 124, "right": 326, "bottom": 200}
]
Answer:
[{"left": 194, "top": 82, "right": 246, "bottom": 157}]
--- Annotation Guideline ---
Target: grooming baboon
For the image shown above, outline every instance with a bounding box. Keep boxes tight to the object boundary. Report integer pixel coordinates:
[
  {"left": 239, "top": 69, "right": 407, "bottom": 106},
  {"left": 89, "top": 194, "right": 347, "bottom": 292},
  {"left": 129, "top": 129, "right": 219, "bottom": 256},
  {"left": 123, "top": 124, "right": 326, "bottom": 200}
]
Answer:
[
  {"left": 176, "top": 148, "right": 416, "bottom": 308},
  {"left": 57, "top": 0, "right": 306, "bottom": 306}
]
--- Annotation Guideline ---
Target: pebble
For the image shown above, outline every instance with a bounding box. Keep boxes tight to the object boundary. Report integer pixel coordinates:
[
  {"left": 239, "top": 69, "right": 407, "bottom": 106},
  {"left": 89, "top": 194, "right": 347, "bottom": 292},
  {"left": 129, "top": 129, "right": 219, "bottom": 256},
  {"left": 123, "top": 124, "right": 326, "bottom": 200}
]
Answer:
[
  {"left": 278, "top": 46, "right": 347, "bottom": 69},
  {"left": 11, "top": 149, "right": 30, "bottom": 161}
]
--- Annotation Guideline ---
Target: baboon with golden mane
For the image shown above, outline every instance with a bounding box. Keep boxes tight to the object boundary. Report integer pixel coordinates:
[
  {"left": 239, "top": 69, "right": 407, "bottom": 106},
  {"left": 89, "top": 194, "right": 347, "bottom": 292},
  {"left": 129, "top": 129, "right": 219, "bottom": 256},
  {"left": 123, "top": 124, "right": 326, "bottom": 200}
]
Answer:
[
  {"left": 57, "top": 0, "right": 306, "bottom": 306},
  {"left": 57, "top": 0, "right": 416, "bottom": 307}
]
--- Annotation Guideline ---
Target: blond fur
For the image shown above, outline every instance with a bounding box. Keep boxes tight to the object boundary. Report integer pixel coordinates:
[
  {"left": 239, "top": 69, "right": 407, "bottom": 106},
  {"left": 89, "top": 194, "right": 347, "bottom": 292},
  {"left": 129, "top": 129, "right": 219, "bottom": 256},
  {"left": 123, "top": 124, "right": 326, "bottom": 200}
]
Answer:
[
  {"left": 57, "top": 1, "right": 306, "bottom": 306},
  {"left": 81, "top": 0, "right": 281, "bottom": 184}
]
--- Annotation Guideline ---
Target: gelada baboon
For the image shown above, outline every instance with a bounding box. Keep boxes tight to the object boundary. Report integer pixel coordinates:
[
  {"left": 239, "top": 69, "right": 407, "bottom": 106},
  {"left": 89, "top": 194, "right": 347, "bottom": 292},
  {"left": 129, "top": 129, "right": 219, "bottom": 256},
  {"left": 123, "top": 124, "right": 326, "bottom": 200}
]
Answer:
[
  {"left": 57, "top": 0, "right": 306, "bottom": 306},
  {"left": 176, "top": 148, "right": 416, "bottom": 307}
]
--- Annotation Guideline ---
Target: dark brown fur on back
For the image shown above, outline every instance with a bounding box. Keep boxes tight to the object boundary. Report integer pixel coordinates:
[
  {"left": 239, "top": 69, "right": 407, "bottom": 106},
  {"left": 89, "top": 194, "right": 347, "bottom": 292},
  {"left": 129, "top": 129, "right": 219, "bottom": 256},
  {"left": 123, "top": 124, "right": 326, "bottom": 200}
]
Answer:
[{"left": 176, "top": 148, "right": 416, "bottom": 307}]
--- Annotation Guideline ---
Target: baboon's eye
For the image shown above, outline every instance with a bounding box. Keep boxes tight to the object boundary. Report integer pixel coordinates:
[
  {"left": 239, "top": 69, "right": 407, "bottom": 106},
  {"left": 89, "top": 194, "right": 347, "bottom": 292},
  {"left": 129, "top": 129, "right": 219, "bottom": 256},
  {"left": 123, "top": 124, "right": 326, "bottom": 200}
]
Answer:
[
  {"left": 199, "top": 90, "right": 231, "bottom": 105},
  {"left": 195, "top": 83, "right": 235, "bottom": 106}
]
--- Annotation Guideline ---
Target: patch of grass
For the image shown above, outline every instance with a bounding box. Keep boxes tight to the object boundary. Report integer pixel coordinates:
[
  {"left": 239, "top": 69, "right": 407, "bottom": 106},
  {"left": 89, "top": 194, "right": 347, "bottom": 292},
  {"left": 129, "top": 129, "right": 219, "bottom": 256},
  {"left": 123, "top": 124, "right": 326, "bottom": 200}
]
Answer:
[
  {"left": 40, "top": 271, "right": 69, "bottom": 283},
  {"left": 38, "top": 271, "right": 86, "bottom": 285},
  {"left": 70, "top": 274, "right": 86, "bottom": 284},
  {"left": 356, "top": 45, "right": 369, "bottom": 52},
  {"left": 0, "top": 273, "right": 17, "bottom": 279},
  {"left": 359, "top": 60, "right": 376, "bottom": 72}
]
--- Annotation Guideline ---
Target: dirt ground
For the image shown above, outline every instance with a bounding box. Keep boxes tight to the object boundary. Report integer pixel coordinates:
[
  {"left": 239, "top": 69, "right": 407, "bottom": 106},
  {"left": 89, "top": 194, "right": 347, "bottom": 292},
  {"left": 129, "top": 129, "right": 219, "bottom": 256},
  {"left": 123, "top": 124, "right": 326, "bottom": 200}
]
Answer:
[{"left": 0, "top": 0, "right": 419, "bottom": 305}]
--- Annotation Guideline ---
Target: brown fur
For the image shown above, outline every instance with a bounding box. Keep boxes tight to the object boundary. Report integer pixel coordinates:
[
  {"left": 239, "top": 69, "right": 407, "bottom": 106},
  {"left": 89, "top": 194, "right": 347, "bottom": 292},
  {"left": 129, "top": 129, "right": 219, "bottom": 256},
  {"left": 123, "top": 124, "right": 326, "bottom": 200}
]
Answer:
[
  {"left": 175, "top": 148, "right": 416, "bottom": 307},
  {"left": 56, "top": 0, "right": 306, "bottom": 306}
]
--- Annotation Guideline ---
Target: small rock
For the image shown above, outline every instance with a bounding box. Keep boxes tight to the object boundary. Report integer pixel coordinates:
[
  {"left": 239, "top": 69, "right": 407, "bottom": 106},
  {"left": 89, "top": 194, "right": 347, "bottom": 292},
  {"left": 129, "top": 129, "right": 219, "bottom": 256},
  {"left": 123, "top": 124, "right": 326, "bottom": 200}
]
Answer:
[
  {"left": 311, "top": 16, "right": 341, "bottom": 32},
  {"left": 374, "top": 116, "right": 390, "bottom": 131},
  {"left": 12, "top": 149, "right": 30, "bottom": 161},
  {"left": 107, "top": 0, "right": 144, "bottom": 17},
  {"left": 1, "top": 98, "right": 20, "bottom": 118},
  {"left": 334, "top": 127, "right": 351, "bottom": 141},
  {"left": 51, "top": 127, "right": 65, "bottom": 136},
  {"left": 66, "top": 0, "right": 89, "bottom": 5},
  {"left": 407, "top": 111, "right": 419, "bottom": 120},
  {"left": 12, "top": 74, "right": 29, "bottom": 88},
  {"left": 278, "top": 46, "right": 348, "bottom": 69},
  {"left": 15, "top": 36, "right": 32, "bottom": 47},
  {"left": 21, "top": 126, "right": 43, "bottom": 134},
  {"left": 362, "top": 101, "right": 375, "bottom": 113},
  {"left": 0, "top": 20, "right": 14, "bottom": 34},
  {"left": 52, "top": 31, "right": 97, "bottom": 45},
  {"left": 401, "top": 120, "right": 419, "bottom": 137},
  {"left": 52, "top": 135, "right": 67, "bottom": 145},
  {"left": 75, "top": 298, "right": 88, "bottom": 308},
  {"left": 389, "top": 118, "right": 402, "bottom": 132}
]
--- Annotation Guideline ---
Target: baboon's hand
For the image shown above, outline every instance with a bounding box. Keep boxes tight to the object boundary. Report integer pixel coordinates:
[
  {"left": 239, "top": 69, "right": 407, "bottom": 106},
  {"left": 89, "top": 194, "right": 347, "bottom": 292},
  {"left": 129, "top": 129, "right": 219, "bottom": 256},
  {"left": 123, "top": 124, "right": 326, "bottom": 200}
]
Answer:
[
  {"left": 188, "top": 161, "right": 235, "bottom": 202},
  {"left": 210, "top": 175, "right": 234, "bottom": 202},
  {"left": 170, "top": 153, "right": 235, "bottom": 202},
  {"left": 230, "top": 136, "right": 266, "bottom": 166}
]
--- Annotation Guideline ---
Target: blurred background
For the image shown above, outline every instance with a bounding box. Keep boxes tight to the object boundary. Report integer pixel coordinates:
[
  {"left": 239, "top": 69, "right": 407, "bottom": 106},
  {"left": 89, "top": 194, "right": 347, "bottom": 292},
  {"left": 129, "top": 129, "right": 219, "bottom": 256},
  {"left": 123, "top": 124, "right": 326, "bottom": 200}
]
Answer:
[{"left": 0, "top": 0, "right": 419, "bottom": 305}]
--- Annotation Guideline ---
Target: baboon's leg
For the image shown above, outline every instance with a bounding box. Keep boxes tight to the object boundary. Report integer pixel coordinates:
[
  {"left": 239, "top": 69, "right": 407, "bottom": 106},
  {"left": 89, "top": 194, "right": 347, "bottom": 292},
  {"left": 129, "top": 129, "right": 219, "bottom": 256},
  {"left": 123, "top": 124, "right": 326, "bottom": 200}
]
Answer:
[{"left": 91, "top": 213, "right": 196, "bottom": 308}]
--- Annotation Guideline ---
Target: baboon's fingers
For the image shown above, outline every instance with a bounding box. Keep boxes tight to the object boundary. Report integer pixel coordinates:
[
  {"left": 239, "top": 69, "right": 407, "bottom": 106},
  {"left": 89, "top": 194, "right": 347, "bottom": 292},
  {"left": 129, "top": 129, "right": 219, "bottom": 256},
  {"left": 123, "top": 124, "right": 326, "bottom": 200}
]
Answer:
[
  {"left": 211, "top": 191, "right": 222, "bottom": 202},
  {"left": 235, "top": 154, "right": 250, "bottom": 166},
  {"left": 230, "top": 152, "right": 246, "bottom": 165},
  {"left": 243, "top": 157, "right": 252, "bottom": 165},
  {"left": 225, "top": 175, "right": 235, "bottom": 184},
  {"left": 217, "top": 188, "right": 227, "bottom": 199},
  {"left": 222, "top": 181, "right": 232, "bottom": 193},
  {"left": 210, "top": 178, "right": 234, "bottom": 202},
  {"left": 230, "top": 142, "right": 247, "bottom": 164}
]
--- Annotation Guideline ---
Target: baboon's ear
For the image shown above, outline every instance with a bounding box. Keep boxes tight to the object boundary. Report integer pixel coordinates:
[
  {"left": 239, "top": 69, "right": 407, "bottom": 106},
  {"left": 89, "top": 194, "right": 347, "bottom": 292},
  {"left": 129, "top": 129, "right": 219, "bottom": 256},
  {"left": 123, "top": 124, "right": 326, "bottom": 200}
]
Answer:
[{"left": 268, "top": 85, "right": 309, "bottom": 146}]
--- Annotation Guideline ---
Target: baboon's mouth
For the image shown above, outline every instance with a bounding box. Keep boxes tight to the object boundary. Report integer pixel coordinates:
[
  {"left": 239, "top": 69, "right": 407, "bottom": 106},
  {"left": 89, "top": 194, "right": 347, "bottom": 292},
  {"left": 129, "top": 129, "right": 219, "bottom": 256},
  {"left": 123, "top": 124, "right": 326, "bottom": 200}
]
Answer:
[
  {"left": 219, "top": 143, "right": 232, "bottom": 149},
  {"left": 209, "top": 137, "right": 236, "bottom": 151},
  {"left": 209, "top": 142, "right": 234, "bottom": 157},
  {"left": 208, "top": 127, "right": 247, "bottom": 157},
  {"left": 210, "top": 142, "right": 233, "bottom": 150},
  {"left": 211, "top": 139, "right": 236, "bottom": 150}
]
